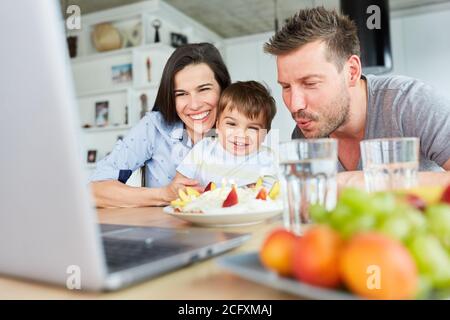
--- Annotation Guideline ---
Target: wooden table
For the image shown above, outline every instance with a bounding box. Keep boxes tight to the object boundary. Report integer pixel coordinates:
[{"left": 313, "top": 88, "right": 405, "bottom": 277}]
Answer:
[{"left": 0, "top": 207, "right": 297, "bottom": 299}]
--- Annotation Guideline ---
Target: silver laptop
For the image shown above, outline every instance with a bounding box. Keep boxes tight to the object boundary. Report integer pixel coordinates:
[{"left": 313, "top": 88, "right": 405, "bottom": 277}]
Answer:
[{"left": 0, "top": 0, "right": 249, "bottom": 291}]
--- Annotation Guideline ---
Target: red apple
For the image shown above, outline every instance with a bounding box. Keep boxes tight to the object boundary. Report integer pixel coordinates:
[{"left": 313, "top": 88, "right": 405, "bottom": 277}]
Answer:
[
  {"left": 292, "top": 225, "right": 343, "bottom": 288},
  {"left": 222, "top": 187, "right": 238, "bottom": 207}
]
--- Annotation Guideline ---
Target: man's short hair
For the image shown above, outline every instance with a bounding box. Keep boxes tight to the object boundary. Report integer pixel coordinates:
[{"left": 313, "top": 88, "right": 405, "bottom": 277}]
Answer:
[
  {"left": 264, "top": 6, "right": 360, "bottom": 71},
  {"left": 217, "top": 81, "right": 277, "bottom": 131}
]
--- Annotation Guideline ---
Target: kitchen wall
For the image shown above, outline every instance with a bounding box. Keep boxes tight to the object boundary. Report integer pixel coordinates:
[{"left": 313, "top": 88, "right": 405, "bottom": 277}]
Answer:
[{"left": 224, "top": 3, "right": 450, "bottom": 142}]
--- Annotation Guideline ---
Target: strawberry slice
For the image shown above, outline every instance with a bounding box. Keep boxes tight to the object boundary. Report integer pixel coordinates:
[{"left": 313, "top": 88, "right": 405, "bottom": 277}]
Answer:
[
  {"left": 256, "top": 187, "right": 267, "bottom": 200},
  {"left": 204, "top": 181, "right": 216, "bottom": 192},
  {"left": 222, "top": 186, "right": 238, "bottom": 207}
]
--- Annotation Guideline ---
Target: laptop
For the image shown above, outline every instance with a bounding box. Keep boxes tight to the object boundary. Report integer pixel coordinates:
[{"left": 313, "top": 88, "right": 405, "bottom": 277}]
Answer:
[{"left": 0, "top": 0, "right": 249, "bottom": 291}]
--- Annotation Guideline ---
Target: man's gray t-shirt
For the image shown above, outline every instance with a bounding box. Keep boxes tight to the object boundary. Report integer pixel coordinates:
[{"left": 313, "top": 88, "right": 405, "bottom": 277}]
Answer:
[{"left": 292, "top": 74, "right": 450, "bottom": 172}]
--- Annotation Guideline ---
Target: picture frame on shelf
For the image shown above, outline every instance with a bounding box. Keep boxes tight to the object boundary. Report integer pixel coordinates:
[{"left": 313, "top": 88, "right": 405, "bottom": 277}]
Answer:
[
  {"left": 170, "top": 32, "right": 188, "bottom": 48},
  {"left": 95, "top": 101, "right": 109, "bottom": 127},
  {"left": 111, "top": 63, "right": 133, "bottom": 84},
  {"left": 87, "top": 150, "right": 97, "bottom": 163}
]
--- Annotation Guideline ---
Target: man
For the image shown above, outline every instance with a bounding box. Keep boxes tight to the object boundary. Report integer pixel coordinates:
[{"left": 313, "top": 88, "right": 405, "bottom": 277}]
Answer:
[{"left": 264, "top": 6, "right": 450, "bottom": 188}]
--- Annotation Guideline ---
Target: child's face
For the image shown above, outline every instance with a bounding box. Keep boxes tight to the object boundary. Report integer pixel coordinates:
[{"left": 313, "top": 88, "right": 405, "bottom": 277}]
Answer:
[{"left": 216, "top": 106, "right": 267, "bottom": 156}]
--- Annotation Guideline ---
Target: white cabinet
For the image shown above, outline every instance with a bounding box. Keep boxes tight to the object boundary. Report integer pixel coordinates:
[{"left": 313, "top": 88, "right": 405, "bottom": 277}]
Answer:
[{"left": 398, "top": 10, "right": 450, "bottom": 98}]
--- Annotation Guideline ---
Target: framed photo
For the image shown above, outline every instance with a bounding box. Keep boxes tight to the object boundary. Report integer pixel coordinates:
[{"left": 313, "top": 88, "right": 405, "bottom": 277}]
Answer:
[
  {"left": 95, "top": 101, "right": 109, "bottom": 127},
  {"left": 170, "top": 32, "right": 188, "bottom": 48},
  {"left": 111, "top": 63, "right": 133, "bottom": 83},
  {"left": 87, "top": 150, "right": 97, "bottom": 163}
]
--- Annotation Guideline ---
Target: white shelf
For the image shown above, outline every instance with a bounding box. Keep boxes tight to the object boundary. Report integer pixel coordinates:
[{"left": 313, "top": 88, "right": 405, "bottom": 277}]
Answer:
[
  {"left": 70, "top": 43, "right": 173, "bottom": 65},
  {"left": 82, "top": 125, "right": 132, "bottom": 133},
  {"left": 77, "top": 86, "right": 130, "bottom": 98},
  {"left": 134, "top": 42, "right": 174, "bottom": 53},
  {"left": 71, "top": 47, "right": 134, "bottom": 64},
  {"left": 86, "top": 163, "right": 97, "bottom": 169},
  {"left": 133, "top": 83, "right": 159, "bottom": 91}
]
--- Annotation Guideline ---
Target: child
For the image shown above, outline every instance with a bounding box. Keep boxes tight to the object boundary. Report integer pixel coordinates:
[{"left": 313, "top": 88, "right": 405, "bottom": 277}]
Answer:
[{"left": 176, "top": 80, "right": 278, "bottom": 188}]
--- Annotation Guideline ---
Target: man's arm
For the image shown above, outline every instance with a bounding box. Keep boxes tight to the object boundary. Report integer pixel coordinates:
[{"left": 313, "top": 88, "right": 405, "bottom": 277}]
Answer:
[
  {"left": 416, "top": 158, "right": 450, "bottom": 186},
  {"left": 338, "top": 158, "right": 450, "bottom": 191}
]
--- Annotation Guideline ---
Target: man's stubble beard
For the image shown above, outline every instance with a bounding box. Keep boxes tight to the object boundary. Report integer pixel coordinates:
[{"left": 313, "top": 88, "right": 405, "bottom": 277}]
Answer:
[{"left": 301, "top": 87, "right": 351, "bottom": 139}]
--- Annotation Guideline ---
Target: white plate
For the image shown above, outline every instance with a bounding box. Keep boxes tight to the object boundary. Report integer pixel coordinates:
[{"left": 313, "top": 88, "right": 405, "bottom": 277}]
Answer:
[{"left": 163, "top": 206, "right": 282, "bottom": 227}]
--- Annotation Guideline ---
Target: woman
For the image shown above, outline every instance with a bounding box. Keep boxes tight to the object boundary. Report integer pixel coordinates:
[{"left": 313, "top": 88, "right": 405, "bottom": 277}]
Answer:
[{"left": 90, "top": 43, "right": 231, "bottom": 208}]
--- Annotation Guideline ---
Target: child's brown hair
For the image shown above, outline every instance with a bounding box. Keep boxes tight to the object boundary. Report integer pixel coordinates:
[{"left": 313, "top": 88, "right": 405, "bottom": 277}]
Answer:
[{"left": 217, "top": 81, "right": 277, "bottom": 131}]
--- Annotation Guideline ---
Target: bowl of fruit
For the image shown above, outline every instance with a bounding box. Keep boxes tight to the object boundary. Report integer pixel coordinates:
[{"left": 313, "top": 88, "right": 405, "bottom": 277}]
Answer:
[{"left": 219, "top": 184, "right": 450, "bottom": 299}]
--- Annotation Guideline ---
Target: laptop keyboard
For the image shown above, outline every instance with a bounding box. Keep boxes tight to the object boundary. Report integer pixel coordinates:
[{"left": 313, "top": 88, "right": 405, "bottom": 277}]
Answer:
[{"left": 102, "top": 237, "right": 190, "bottom": 273}]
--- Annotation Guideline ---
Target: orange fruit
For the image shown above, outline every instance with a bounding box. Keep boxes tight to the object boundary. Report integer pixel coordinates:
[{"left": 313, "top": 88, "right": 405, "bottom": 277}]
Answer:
[{"left": 339, "top": 232, "right": 418, "bottom": 299}]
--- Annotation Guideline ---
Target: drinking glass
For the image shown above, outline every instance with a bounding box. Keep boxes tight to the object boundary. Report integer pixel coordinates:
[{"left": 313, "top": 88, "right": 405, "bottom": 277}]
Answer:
[
  {"left": 278, "top": 139, "right": 338, "bottom": 235},
  {"left": 360, "top": 137, "right": 419, "bottom": 192}
]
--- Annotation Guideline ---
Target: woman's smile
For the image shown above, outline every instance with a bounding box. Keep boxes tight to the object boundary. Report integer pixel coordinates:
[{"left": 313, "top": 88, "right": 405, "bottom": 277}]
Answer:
[{"left": 189, "top": 110, "right": 211, "bottom": 121}]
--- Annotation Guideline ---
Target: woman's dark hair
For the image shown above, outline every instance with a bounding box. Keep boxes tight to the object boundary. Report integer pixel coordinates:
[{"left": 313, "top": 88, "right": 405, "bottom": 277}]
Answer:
[{"left": 153, "top": 43, "right": 231, "bottom": 124}]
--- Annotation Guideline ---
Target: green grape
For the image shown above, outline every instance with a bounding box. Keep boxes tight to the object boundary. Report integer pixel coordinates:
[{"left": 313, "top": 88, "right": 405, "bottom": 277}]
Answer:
[
  {"left": 404, "top": 208, "right": 427, "bottom": 232},
  {"left": 339, "top": 214, "right": 377, "bottom": 239},
  {"left": 339, "top": 188, "right": 372, "bottom": 214},
  {"left": 309, "top": 203, "right": 328, "bottom": 224},
  {"left": 433, "top": 287, "right": 450, "bottom": 300},
  {"left": 415, "top": 275, "right": 433, "bottom": 300},
  {"left": 377, "top": 214, "right": 412, "bottom": 242},
  {"left": 328, "top": 202, "right": 353, "bottom": 231},
  {"left": 408, "top": 234, "right": 450, "bottom": 289},
  {"left": 426, "top": 204, "right": 450, "bottom": 249},
  {"left": 369, "top": 192, "right": 399, "bottom": 218}
]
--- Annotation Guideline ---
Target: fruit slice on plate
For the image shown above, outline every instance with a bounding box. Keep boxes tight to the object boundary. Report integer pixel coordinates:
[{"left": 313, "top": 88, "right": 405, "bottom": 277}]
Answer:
[
  {"left": 223, "top": 186, "right": 238, "bottom": 207},
  {"left": 186, "top": 187, "right": 200, "bottom": 197},
  {"left": 178, "top": 189, "right": 190, "bottom": 202},
  {"left": 254, "top": 177, "right": 263, "bottom": 190},
  {"left": 256, "top": 187, "right": 267, "bottom": 200},
  {"left": 268, "top": 181, "right": 280, "bottom": 200},
  {"left": 204, "top": 181, "right": 216, "bottom": 192},
  {"left": 170, "top": 198, "right": 185, "bottom": 208}
]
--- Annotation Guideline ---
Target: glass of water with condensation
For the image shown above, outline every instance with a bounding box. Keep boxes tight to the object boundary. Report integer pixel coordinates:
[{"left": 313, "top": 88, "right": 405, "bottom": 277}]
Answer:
[
  {"left": 278, "top": 139, "right": 338, "bottom": 235},
  {"left": 360, "top": 137, "right": 419, "bottom": 193}
]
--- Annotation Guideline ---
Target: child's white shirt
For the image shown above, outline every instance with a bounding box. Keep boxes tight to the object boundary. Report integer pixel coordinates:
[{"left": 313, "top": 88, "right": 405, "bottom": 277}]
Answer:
[{"left": 176, "top": 137, "right": 278, "bottom": 188}]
